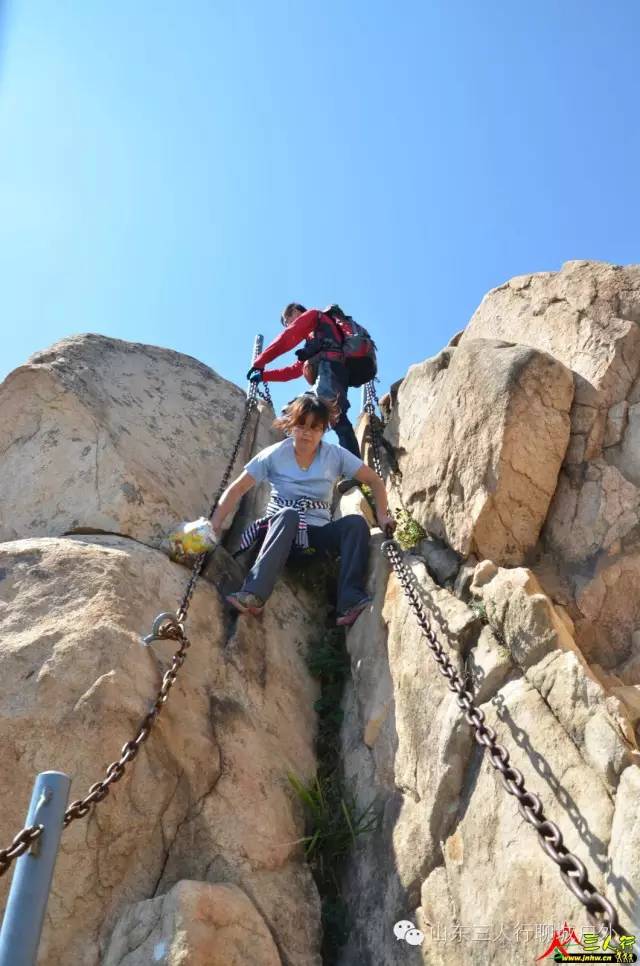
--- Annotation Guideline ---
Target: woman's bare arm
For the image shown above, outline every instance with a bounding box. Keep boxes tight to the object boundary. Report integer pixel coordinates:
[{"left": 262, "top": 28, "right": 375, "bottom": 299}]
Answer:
[
  {"left": 354, "top": 464, "right": 395, "bottom": 530},
  {"left": 211, "top": 471, "right": 256, "bottom": 535}
]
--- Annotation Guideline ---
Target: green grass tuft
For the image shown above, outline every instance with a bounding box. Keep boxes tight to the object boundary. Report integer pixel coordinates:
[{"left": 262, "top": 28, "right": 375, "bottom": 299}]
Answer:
[
  {"left": 394, "top": 507, "right": 427, "bottom": 550},
  {"left": 291, "top": 623, "right": 379, "bottom": 960}
]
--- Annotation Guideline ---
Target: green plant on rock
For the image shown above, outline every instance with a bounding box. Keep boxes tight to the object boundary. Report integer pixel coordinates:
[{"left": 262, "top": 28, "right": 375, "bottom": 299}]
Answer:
[
  {"left": 469, "top": 598, "right": 488, "bottom": 622},
  {"left": 292, "top": 625, "right": 379, "bottom": 960},
  {"left": 306, "top": 629, "right": 351, "bottom": 679},
  {"left": 394, "top": 507, "right": 427, "bottom": 550},
  {"left": 359, "top": 482, "right": 376, "bottom": 513},
  {"left": 287, "top": 770, "right": 379, "bottom": 959},
  {"left": 287, "top": 773, "right": 379, "bottom": 864}
]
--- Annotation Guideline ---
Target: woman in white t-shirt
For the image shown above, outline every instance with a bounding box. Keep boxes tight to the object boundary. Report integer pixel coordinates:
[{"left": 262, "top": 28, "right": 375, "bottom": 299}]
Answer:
[{"left": 211, "top": 394, "right": 395, "bottom": 625}]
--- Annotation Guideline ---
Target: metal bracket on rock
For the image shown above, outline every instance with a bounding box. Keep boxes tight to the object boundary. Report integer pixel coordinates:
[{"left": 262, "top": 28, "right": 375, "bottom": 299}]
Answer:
[{"left": 142, "top": 612, "right": 185, "bottom": 647}]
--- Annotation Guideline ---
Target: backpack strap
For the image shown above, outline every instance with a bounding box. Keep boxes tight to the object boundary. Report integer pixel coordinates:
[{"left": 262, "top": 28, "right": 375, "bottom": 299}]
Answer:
[{"left": 320, "top": 308, "right": 345, "bottom": 346}]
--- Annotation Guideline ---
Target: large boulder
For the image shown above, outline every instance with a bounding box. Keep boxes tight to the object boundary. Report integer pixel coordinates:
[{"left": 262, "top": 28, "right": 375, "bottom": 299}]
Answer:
[
  {"left": 104, "top": 880, "right": 282, "bottom": 965},
  {"left": 0, "top": 334, "right": 278, "bottom": 549},
  {"left": 460, "top": 261, "right": 640, "bottom": 671},
  {"left": 0, "top": 536, "right": 321, "bottom": 965},
  {"left": 462, "top": 260, "right": 640, "bottom": 410},
  {"left": 384, "top": 339, "right": 573, "bottom": 565}
]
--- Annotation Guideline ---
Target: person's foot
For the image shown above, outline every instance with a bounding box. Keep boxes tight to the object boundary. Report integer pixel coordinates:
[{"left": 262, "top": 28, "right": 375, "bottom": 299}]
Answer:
[
  {"left": 226, "top": 591, "right": 265, "bottom": 616},
  {"left": 336, "top": 596, "right": 372, "bottom": 627},
  {"left": 336, "top": 478, "right": 362, "bottom": 495}
]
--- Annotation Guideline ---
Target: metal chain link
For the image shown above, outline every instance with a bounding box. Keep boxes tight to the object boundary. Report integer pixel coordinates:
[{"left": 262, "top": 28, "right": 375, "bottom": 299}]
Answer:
[
  {"left": 0, "top": 614, "right": 189, "bottom": 875},
  {"left": 0, "top": 340, "right": 265, "bottom": 877},
  {"left": 380, "top": 536, "right": 628, "bottom": 940},
  {"left": 177, "top": 388, "right": 260, "bottom": 624},
  {"left": 362, "top": 380, "right": 385, "bottom": 479},
  {"left": 252, "top": 331, "right": 273, "bottom": 408},
  {"left": 360, "top": 394, "right": 627, "bottom": 940},
  {"left": 177, "top": 333, "right": 269, "bottom": 624},
  {"left": 0, "top": 826, "right": 44, "bottom": 877},
  {"left": 257, "top": 381, "right": 272, "bottom": 407},
  {"left": 64, "top": 614, "right": 189, "bottom": 827}
]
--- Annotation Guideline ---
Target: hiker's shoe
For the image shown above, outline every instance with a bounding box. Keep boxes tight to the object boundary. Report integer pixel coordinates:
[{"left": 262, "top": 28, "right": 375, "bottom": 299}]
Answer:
[
  {"left": 226, "top": 591, "right": 265, "bottom": 616},
  {"left": 336, "top": 478, "right": 362, "bottom": 496},
  {"left": 336, "top": 596, "right": 372, "bottom": 627}
]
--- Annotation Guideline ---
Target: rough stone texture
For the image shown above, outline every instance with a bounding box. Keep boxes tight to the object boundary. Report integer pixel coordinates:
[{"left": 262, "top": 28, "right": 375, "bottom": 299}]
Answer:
[
  {"left": 383, "top": 338, "right": 573, "bottom": 565},
  {"left": 544, "top": 461, "right": 640, "bottom": 567},
  {"left": 338, "top": 548, "right": 476, "bottom": 964},
  {"left": 462, "top": 261, "right": 640, "bottom": 410},
  {"left": 333, "top": 484, "right": 377, "bottom": 528},
  {"left": 608, "top": 766, "right": 640, "bottom": 934},
  {"left": 416, "top": 536, "right": 461, "bottom": 586},
  {"left": 419, "top": 674, "right": 616, "bottom": 966},
  {"left": 104, "top": 880, "right": 282, "bottom": 965},
  {"left": 339, "top": 547, "right": 640, "bottom": 965},
  {"left": 0, "top": 536, "right": 321, "bottom": 965},
  {"left": 572, "top": 552, "right": 640, "bottom": 671},
  {"left": 469, "top": 562, "right": 639, "bottom": 789},
  {"left": 461, "top": 261, "right": 640, "bottom": 672},
  {"left": 3, "top": 297, "right": 640, "bottom": 966},
  {"left": 608, "top": 400, "right": 640, "bottom": 486},
  {"left": 0, "top": 334, "right": 278, "bottom": 549},
  {"left": 338, "top": 265, "right": 640, "bottom": 964}
]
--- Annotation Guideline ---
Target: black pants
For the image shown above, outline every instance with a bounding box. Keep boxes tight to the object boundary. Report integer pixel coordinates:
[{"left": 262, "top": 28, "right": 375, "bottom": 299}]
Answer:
[
  {"left": 333, "top": 408, "right": 361, "bottom": 459},
  {"left": 242, "top": 508, "right": 370, "bottom": 613},
  {"left": 314, "top": 359, "right": 361, "bottom": 458}
]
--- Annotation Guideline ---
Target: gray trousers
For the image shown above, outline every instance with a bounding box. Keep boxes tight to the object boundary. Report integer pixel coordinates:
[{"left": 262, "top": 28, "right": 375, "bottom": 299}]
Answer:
[{"left": 242, "top": 507, "right": 370, "bottom": 613}]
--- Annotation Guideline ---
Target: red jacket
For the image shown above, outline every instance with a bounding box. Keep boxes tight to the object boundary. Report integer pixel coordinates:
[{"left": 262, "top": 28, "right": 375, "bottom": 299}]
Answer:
[{"left": 253, "top": 309, "right": 338, "bottom": 383}]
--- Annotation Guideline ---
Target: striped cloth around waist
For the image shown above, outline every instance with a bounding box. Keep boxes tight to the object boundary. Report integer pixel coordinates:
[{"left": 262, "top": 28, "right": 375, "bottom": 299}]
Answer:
[{"left": 239, "top": 495, "right": 331, "bottom": 551}]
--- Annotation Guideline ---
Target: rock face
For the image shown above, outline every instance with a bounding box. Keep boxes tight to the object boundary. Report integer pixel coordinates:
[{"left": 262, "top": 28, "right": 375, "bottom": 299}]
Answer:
[
  {"left": 338, "top": 261, "right": 640, "bottom": 964},
  {"left": 461, "top": 261, "right": 640, "bottom": 670},
  {"left": 104, "top": 880, "right": 282, "bottom": 965},
  {"left": 0, "top": 336, "right": 322, "bottom": 965},
  {"left": 384, "top": 338, "right": 573, "bottom": 565},
  {"left": 463, "top": 261, "right": 640, "bottom": 410},
  {"left": 0, "top": 536, "right": 321, "bottom": 965},
  {"left": 384, "top": 262, "right": 640, "bottom": 674},
  {"left": 339, "top": 552, "right": 640, "bottom": 964},
  {"left": 0, "top": 334, "right": 277, "bottom": 549},
  {"left": 2, "top": 266, "right": 640, "bottom": 966}
]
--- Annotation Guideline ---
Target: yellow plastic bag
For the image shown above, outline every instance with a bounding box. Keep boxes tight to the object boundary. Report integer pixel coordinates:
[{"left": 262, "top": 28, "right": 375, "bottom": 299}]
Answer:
[{"left": 167, "top": 517, "right": 217, "bottom": 563}]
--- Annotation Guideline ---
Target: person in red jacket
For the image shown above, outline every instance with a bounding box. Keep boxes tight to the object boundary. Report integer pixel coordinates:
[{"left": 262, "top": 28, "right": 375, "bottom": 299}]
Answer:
[{"left": 247, "top": 303, "right": 361, "bottom": 457}]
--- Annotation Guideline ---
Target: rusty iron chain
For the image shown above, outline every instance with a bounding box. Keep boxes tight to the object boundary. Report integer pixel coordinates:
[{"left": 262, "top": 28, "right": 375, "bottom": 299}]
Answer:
[
  {"left": 0, "top": 585, "right": 192, "bottom": 877},
  {"left": 362, "top": 381, "right": 385, "bottom": 480},
  {"left": 0, "top": 825, "right": 44, "bottom": 877},
  {"left": 177, "top": 386, "right": 260, "bottom": 624},
  {"left": 362, "top": 393, "right": 626, "bottom": 940},
  {"left": 251, "top": 330, "right": 273, "bottom": 408},
  {"left": 177, "top": 334, "right": 270, "bottom": 624},
  {"left": 63, "top": 614, "right": 190, "bottom": 826},
  {"left": 63, "top": 376, "right": 265, "bottom": 828},
  {"left": 363, "top": 381, "right": 404, "bottom": 492},
  {"left": 257, "top": 380, "right": 272, "bottom": 407},
  {"left": 0, "top": 349, "right": 266, "bottom": 877},
  {"left": 379, "top": 536, "right": 627, "bottom": 940}
]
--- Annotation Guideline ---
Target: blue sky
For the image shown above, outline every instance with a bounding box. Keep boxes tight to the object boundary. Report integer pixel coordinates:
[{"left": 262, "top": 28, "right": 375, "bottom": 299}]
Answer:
[{"left": 1, "top": 1, "right": 639, "bottom": 429}]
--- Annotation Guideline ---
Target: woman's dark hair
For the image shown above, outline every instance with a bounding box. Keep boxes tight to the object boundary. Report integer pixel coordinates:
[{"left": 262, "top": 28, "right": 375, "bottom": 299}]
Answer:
[
  {"left": 273, "top": 393, "right": 339, "bottom": 434},
  {"left": 281, "top": 302, "right": 307, "bottom": 326}
]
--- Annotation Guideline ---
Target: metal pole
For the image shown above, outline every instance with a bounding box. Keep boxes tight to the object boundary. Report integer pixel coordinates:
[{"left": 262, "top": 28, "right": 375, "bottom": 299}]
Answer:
[
  {"left": 249, "top": 334, "right": 272, "bottom": 407},
  {"left": 248, "top": 334, "right": 264, "bottom": 393},
  {"left": 0, "top": 771, "right": 71, "bottom": 966}
]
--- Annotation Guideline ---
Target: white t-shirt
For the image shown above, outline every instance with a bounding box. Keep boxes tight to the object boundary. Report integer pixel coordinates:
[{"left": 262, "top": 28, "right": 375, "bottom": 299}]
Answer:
[{"left": 244, "top": 437, "right": 364, "bottom": 527}]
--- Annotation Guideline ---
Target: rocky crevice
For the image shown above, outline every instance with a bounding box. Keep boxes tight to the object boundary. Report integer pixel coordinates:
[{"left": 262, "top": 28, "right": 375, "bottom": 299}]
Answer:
[{"left": 2, "top": 264, "right": 640, "bottom": 964}]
